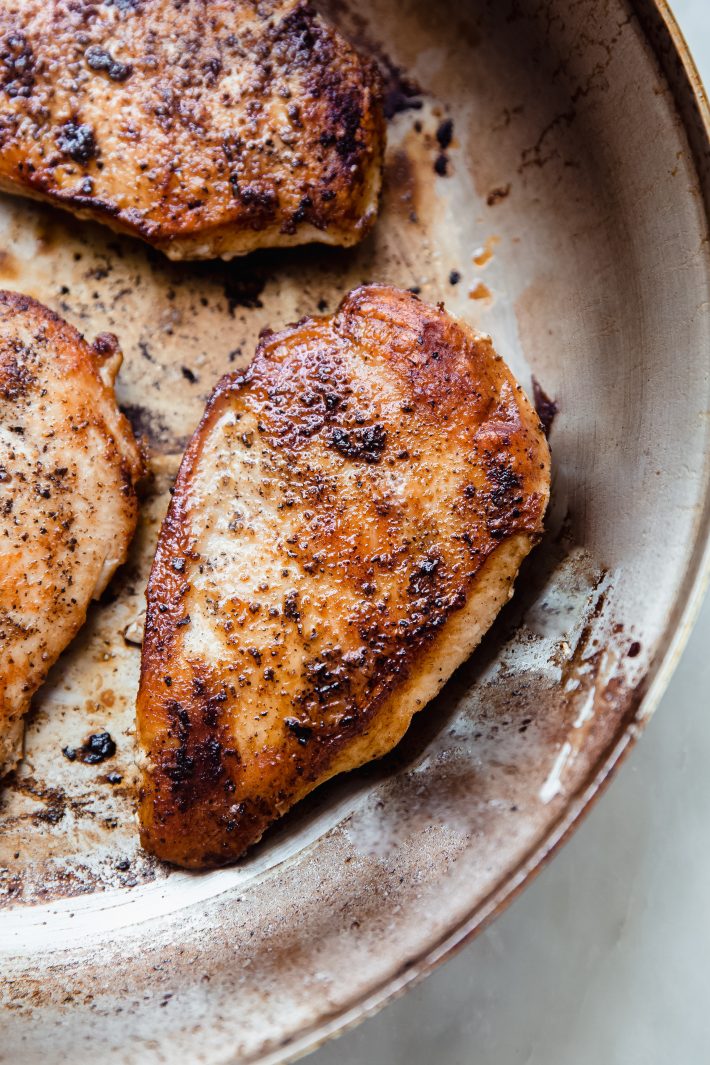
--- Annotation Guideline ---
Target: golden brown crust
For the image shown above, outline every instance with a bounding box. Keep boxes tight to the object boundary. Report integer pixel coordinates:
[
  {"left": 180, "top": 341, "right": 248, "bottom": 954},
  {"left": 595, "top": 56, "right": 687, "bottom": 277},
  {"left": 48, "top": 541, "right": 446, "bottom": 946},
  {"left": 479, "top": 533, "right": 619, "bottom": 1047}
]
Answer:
[
  {"left": 137, "top": 286, "right": 551, "bottom": 867},
  {"left": 0, "top": 0, "right": 385, "bottom": 259},
  {"left": 0, "top": 289, "right": 143, "bottom": 775}
]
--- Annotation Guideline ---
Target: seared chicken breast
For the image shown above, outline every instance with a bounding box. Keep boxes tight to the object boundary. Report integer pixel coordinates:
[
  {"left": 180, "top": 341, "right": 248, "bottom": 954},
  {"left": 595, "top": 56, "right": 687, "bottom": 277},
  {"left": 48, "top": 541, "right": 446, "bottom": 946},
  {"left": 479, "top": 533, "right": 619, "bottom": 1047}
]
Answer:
[
  {"left": 0, "top": 291, "right": 142, "bottom": 776},
  {"left": 137, "top": 286, "right": 551, "bottom": 867},
  {"left": 0, "top": 0, "right": 384, "bottom": 259}
]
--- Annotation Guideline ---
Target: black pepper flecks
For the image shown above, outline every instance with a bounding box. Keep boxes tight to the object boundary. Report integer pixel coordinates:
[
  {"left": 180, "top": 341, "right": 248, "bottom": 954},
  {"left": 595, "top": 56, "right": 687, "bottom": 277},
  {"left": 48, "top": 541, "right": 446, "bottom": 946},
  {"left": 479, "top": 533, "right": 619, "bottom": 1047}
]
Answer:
[
  {"left": 284, "top": 717, "right": 313, "bottom": 745},
  {"left": 85, "top": 45, "right": 133, "bottom": 82},
  {"left": 329, "top": 423, "right": 387, "bottom": 463},
  {"left": 56, "top": 121, "right": 97, "bottom": 165}
]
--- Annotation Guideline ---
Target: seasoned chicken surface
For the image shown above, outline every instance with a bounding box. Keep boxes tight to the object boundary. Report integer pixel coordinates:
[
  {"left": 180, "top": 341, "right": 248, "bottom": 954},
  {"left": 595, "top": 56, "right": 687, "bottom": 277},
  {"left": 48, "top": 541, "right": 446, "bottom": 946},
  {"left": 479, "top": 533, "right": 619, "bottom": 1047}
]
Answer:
[
  {"left": 137, "top": 286, "right": 551, "bottom": 868},
  {"left": 0, "top": 291, "right": 143, "bottom": 776},
  {"left": 0, "top": 0, "right": 384, "bottom": 259}
]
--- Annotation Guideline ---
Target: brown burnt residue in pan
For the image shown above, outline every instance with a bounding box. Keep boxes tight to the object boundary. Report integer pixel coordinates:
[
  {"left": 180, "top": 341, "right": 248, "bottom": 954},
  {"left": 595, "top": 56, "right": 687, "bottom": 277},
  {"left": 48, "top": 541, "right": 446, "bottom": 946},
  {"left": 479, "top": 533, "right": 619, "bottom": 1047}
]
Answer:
[
  {"left": 433, "top": 117, "right": 454, "bottom": 176},
  {"left": 321, "top": 2, "right": 424, "bottom": 118},
  {"left": 436, "top": 118, "right": 454, "bottom": 150},
  {"left": 6, "top": 776, "right": 68, "bottom": 828},
  {"left": 121, "top": 403, "right": 189, "bottom": 455},
  {"left": 62, "top": 731, "right": 117, "bottom": 766},
  {"left": 382, "top": 149, "right": 420, "bottom": 222},
  {"left": 381, "top": 57, "right": 424, "bottom": 119},
  {"left": 190, "top": 258, "right": 268, "bottom": 314},
  {"left": 487, "top": 184, "right": 512, "bottom": 206},
  {"left": 531, "top": 375, "right": 558, "bottom": 436}
]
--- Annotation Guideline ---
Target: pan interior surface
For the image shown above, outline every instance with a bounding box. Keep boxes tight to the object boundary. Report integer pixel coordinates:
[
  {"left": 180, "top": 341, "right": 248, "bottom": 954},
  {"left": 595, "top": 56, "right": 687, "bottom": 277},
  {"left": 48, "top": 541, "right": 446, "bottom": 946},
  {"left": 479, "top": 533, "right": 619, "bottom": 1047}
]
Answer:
[{"left": 1, "top": 1, "right": 708, "bottom": 1063}]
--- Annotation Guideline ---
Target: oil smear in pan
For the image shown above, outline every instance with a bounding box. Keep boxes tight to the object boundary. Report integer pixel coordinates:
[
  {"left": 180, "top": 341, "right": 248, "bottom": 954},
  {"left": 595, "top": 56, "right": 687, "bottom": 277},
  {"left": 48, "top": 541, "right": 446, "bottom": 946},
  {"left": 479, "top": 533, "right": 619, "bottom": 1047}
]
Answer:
[{"left": 473, "top": 235, "right": 500, "bottom": 266}]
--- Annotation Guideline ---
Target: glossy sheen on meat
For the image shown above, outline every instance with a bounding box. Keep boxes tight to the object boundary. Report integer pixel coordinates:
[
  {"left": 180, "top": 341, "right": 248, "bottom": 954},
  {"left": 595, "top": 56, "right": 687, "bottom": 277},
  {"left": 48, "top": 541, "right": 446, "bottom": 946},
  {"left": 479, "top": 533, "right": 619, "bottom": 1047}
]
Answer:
[
  {"left": 0, "top": 291, "right": 143, "bottom": 776},
  {"left": 137, "top": 286, "right": 551, "bottom": 867},
  {"left": 0, "top": 0, "right": 385, "bottom": 259}
]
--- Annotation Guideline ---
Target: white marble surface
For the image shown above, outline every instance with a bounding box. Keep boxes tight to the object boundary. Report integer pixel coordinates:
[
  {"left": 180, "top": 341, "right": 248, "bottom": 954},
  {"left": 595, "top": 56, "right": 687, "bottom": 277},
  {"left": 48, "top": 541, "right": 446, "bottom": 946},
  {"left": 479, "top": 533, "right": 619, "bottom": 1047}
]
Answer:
[{"left": 306, "top": 3, "right": 710, "bottom": 1062}]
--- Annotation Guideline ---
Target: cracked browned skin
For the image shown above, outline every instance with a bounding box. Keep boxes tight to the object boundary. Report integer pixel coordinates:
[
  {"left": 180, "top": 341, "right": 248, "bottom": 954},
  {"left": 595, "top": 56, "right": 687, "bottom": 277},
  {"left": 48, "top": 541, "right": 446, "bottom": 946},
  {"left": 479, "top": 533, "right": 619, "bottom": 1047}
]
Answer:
[
  {"left": 0, "top": 291, "right": 143, "bottom": 776},
  {"left": 137, "top": 286, "right": 551, "bottom": 868},
  {"left": 0, "top": 0, "right": 385, "bottom": 259}
]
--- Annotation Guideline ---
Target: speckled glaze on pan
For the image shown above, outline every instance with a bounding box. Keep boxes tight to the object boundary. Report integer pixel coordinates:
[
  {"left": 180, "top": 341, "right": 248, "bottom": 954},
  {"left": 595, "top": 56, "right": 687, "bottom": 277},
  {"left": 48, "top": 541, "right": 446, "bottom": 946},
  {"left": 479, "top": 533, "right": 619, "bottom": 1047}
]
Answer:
[{"left": 1, "top": 1, "right": 709, "bottom": 1063}]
